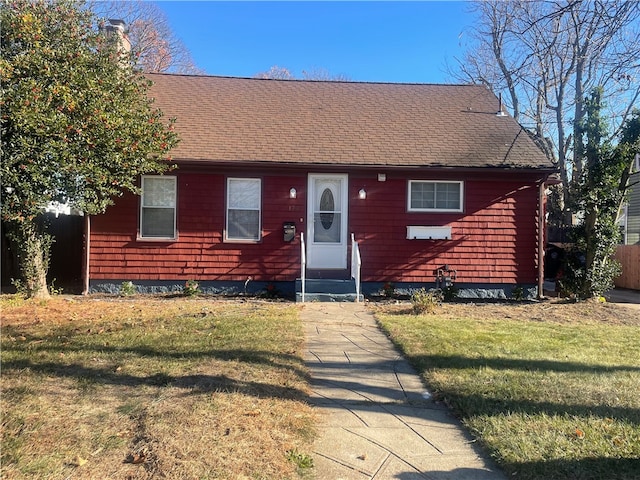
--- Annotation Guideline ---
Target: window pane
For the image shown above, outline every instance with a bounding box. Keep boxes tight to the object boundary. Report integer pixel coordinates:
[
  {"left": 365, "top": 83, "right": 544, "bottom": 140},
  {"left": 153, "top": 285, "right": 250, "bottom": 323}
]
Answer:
[
  {"left": 227, "top": 178, "right": 261, "bottom": 241},
  {"left": 143, "top": 177, "right": 175, "bottom": 207},
  {"left": 435, "top": 183, "right": 460, "bottom": 210},
  {"left": 410, "top": 181, "right": 462, "bottom": 211},
  {"left": 140, "top": 176, "right": 176, "bottom": 238},
  {"left": 228, "top": 179, "right": 260, "bottom": 209},
  {"left": 319, "top": 188, "right": 335, "bottom": 212},
  {"left": 411, "top": 182, "right": 435, "bottom": 209},
  {"left": 141, "top": 208, "right": 175, "bottom": 237},
  {"left": 228, "top": 209, "right": 260, "bottom": 240},
  {"left": 314, "top": 213, "right": 341, "bottom": 243}
]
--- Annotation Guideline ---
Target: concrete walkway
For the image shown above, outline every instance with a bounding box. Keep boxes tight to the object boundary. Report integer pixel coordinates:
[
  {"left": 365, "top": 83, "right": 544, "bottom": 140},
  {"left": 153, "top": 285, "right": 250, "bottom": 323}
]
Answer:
[
  {"left": 605, "top": 288, "right": 640, "bottom": 310},
  {"left": 301, "top": 303, "right": 506, "bottom": 480}
]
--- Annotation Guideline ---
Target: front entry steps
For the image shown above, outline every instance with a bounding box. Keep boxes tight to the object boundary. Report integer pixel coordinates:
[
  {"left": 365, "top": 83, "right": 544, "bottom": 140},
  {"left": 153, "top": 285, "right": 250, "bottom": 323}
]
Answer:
[{"left": 295, "top": 278, "right": 363, "bottom": 302}]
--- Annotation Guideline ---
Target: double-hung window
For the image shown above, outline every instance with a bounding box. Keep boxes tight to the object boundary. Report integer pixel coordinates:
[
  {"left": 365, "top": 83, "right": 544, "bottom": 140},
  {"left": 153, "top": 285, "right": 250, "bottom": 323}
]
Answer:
[
  {"left": 139, "top": 175, "right": 177, "bottom": 239},
  {"left": 226, "top": 178, "right": 261, "bottom": 241},
  {"left": 408, "top": 180, "right": 463, "bottom": 212}
]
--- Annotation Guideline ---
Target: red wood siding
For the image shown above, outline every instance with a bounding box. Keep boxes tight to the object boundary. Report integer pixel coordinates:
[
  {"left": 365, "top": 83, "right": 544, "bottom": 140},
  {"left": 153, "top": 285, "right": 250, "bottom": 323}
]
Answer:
[
  {"left": 90, "top": 172, "right": 306, "bottom": 281},
  {"left": 90, "top": 169, "right": 542, "bottom": 285},
  {"left": 350, "top": 174, "right": 540, "bottom": 284}
]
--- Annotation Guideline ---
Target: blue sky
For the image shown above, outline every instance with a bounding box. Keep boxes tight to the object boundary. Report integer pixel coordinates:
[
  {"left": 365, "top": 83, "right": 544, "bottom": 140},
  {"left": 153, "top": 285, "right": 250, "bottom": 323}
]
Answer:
[{"left": 156, "top": 1, "right": 476, "bottom": 83}]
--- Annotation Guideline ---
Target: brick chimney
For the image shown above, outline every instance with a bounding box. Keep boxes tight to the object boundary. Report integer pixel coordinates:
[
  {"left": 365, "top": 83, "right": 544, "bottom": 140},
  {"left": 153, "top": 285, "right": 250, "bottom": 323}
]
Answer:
[{"left": 104, "top": 19, "right": 131, "bottom": 56}]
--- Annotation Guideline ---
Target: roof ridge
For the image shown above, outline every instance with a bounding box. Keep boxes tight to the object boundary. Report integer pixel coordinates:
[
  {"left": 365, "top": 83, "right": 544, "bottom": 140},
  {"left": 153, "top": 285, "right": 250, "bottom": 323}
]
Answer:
[{"left": 144, "top": 72, "right": 481, "bottom": 88}]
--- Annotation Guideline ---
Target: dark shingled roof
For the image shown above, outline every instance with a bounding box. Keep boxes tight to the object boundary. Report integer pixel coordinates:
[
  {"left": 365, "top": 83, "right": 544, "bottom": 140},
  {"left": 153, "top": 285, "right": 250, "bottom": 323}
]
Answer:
[{"left": 146, "top": 73, "right": 554, "bottom": 170}]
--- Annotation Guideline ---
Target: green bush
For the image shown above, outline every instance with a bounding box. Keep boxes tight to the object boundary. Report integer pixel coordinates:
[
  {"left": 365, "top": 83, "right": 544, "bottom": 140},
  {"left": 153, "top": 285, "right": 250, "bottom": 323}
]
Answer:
[
  {"left": 410, "top": 288, "right": 442, "bottom": 315},
  {"left": 382, "top": 282, "right": 396, "bottom": 298},
  {"left": 441, "top": 285, "right": 459, "bottom": 302},
  {"left": 183, "top": 280, "right": 200, "bottom": 297},
  {"left": 511, "top": 285, "right": 525, "bottom": 301},
  {"left": 120, "top": 281, "right": 136, "bottom": 296}
]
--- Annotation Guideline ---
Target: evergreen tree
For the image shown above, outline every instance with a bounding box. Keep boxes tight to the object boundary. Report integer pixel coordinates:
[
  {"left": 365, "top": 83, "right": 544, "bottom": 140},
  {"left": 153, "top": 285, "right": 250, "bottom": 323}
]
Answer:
[
  {"left": 562, "top": 88, "right": 639, "bottom": 299},
  {"left": 1, "top": 0, "right": 179, "bottom": 298}
]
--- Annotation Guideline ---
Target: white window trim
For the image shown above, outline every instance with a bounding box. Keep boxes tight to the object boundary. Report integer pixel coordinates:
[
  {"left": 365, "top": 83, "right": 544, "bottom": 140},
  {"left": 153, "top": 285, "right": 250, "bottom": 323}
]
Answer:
[
  {"left": 138, "top": 175, "right": 177, "bottom": 241},
  {"left": 408, "top": 180, "right": 464, "bottom": 213},
  {"left": 225, "top": 177, "right": 262, "bottom": 242}
]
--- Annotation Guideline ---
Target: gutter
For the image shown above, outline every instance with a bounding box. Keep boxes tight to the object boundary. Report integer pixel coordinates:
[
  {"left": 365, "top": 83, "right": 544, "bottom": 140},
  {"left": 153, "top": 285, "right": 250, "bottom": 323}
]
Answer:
[
  {"left": 538, "top": 180, "right": 545, "bottom": 299},
  {"left": 539, "top": 173, "right": 562, "bottom": 299},
  {"left": 82, "top": 215, "right": 90, "bottom": 295}
]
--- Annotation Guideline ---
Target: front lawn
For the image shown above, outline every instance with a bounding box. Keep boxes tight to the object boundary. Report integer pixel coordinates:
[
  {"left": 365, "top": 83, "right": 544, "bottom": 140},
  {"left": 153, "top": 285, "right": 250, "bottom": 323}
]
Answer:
[
  {"left": 1, "top": 296, "right": 315, "bottom": 480},
  {"left": 374, "top": 300, "right": 640, "bottom": 480}
]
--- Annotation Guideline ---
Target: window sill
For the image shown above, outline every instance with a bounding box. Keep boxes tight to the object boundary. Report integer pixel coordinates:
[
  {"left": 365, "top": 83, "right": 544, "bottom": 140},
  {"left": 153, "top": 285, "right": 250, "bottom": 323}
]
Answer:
[
  {"left": 136, "top": 236, "right": 178, "bottom": 243},
  {"left": 224, "top": 238, "right": 262, "bottom": 244},
  {"left": 408, "top": 209, "right": 463, "bottom": 213}
]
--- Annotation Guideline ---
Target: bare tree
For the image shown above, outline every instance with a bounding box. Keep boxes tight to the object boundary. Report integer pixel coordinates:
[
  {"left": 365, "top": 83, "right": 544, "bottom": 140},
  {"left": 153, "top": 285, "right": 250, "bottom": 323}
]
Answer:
[
  {"left": 255, "top": 65, "right": 350, "bottom": 81},
  {"left": 301, "top": 67, "right": 351, "bottom": 82},
  {"left": 92, "top": 1, "right": 204, "bottom": 74},
  {"left": 254, "top": 65, "right": 296, "bottom": 80},
  {"left": 452, "top": 0, "right": 640, "bottom": 226}
]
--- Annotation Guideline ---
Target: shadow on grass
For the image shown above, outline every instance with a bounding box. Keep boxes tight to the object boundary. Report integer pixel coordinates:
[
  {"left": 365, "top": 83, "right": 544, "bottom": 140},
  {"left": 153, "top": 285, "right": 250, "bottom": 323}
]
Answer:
[
  {"left": 393, "top": 457, "right": 640, "bottom": 480},
  {"left": 2, "top": 323, "right": 311, "bottom": 401},
  {"left": 407, "top": 354, "right": 640, "bottom": 424},
  {"left": 2, "top": 322, "right": 310, "bottom": 377},
  {"left": 445, "top": 391, "right": 640, "bottom": 426},
  {"left": 2, "top": 358, "right": 308, "bottom": 400},
  {"left": 502, "top": 456, "right": 640, "bottom": 480},
  {"left": 412, "top": 353, "right": 640, "bottom": 374}
]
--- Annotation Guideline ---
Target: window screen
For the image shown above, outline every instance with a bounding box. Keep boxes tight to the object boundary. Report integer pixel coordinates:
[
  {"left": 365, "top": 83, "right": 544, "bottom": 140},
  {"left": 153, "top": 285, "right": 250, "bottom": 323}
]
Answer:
[
  {"left": 409, "top": 181, "right": 463, "bottom": 212},
  {"left": 226, "top": 178, "right": 261, "bottom": 241},
  {"left": 140, "top": 176, "right": 176, "bottom": 238}
]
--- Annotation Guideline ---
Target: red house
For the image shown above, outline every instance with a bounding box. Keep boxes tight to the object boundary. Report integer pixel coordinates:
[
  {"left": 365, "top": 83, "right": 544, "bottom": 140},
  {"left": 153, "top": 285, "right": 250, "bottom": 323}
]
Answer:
[{"left": 87, "top": 74, "right": 556, "bottom": 300}]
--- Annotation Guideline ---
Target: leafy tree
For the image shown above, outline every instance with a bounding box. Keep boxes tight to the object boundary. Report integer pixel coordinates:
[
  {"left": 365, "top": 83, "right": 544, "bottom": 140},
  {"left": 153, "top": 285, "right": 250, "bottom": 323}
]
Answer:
[
  {"left": 561, "top": 88, "right": 640, "bottom": 298},
  {"left": 0, "top": 0, "right": 179, "bottom": 298}
]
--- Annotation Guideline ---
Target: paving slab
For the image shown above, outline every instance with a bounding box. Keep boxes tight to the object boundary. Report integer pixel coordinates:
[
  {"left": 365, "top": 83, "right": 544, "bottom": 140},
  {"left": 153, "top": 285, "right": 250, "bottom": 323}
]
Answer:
[{"left": 301, "top": 302, "right": 507, "bottom": 480}]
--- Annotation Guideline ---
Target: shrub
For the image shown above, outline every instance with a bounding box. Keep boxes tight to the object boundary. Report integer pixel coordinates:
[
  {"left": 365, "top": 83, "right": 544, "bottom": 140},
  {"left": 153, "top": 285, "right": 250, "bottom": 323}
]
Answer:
[
  {"left": 382, "top": 282, "right": 396, "bottom": 298},
  {"left": 120, "top": 281, "right": 136, "bottom": 296},
  {"left": 511, "top": 285, "right": 525, "bottom": 301},
  {"left": 410, "top": 288, "right": 442, "bottom": 315},
  {"left": 442, "top": 285, "right": 459, "bottom": 302},
  {"left": 262, "top": 283, "right": 280, "bottom": 299},
  {"left": 183, "top": 280, "right": 200, "bottom": 296}
]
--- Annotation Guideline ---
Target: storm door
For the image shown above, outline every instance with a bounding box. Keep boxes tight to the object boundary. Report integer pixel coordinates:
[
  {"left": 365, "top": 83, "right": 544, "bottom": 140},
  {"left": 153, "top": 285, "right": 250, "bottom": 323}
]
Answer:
[{"left": 306, "top": 174, "right": 348, "bottom": 269}]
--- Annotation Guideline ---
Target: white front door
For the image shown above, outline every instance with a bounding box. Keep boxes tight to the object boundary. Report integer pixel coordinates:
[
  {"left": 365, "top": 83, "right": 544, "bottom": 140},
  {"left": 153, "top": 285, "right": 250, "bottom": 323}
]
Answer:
[{"left": 307, "top": 174, "right": 348, "bottom": 269}]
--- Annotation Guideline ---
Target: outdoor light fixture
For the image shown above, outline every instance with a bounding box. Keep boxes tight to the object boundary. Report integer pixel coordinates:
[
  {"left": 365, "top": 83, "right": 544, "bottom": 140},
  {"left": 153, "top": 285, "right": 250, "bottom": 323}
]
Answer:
[
  {"left": 358, "top": 188, "right": 367, "bottom": 200},
  {"left": 378, "top": 173, "right": 386, "bottom": 182},
  {"left": 289, "top": 187, "right": 297, "bottom": 199}
]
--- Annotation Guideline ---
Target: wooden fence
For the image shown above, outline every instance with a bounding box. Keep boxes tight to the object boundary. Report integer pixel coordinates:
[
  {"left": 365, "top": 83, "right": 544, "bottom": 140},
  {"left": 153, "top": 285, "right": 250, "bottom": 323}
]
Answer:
[
  {"left": 614, "top": 245, "right": 640, "bottom": 290},
  {"left": 1, "top": 213, "right": 84, "bottom": 293}
]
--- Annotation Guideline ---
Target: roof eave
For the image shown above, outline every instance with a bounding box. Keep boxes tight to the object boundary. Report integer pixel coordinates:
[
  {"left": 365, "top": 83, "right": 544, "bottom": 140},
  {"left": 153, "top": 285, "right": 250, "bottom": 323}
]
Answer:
[{"left": 169, "top": 157, "right": 557, "bottom": 174}]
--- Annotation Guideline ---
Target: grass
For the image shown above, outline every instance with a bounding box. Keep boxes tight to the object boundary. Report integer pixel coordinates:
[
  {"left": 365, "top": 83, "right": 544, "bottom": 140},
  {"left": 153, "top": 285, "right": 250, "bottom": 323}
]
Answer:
[
  {"left": 374, "top": 300, "right": 640, "bottom": 480},
  {"left": 1, "top": 296, "right": 316, "bottom": 480}
]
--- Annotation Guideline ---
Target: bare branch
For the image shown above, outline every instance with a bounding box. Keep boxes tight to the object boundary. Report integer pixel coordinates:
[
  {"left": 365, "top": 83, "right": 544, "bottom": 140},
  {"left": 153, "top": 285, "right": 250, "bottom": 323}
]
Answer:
[
  {"left": 92, "top": 1, "right": 204, "bottom": 74},
  {"left": 254, "top": 65, "right": 351, "bottom": 81},
  {"left": 453, "top": 0, "right": 640, "bottom": 225}
]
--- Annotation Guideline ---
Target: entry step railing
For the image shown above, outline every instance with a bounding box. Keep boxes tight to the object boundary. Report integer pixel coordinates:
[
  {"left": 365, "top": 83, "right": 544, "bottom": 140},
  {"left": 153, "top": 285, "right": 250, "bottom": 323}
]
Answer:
[{"left": 297, "top": 232, "right": 362, "bottom": 303}]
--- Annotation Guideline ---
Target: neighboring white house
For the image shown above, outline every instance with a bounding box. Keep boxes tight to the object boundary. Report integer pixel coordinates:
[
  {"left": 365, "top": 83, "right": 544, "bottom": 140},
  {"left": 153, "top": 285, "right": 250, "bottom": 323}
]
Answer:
[{"left": 621, "top": 154, "right": 640, "bottom": 245}]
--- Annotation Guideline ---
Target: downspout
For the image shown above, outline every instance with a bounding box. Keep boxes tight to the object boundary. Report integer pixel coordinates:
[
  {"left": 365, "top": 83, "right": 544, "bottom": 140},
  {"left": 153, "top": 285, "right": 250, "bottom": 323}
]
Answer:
[
  {"left": 537, "top": 181, "right": 545, "bottom": 299},
  {"left": 82, "top": 215, "right": 90, "bottom": 295},
  {"left": 540, "top": 173, "right": 563, "bottom": 299}
]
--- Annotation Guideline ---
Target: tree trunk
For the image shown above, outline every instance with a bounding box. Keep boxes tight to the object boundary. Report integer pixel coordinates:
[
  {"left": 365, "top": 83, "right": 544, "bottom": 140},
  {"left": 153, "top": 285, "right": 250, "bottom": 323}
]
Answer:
[{"left": 10, "top": 221, "right": 52, "bottom": 299}]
